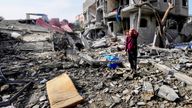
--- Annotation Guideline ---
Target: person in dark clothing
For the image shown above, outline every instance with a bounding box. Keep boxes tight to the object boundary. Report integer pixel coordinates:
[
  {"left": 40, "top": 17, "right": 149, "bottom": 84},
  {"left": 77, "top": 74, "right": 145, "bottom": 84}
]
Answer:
[{"left": 125, "top": 28, "right": 139, "bottom": 74}]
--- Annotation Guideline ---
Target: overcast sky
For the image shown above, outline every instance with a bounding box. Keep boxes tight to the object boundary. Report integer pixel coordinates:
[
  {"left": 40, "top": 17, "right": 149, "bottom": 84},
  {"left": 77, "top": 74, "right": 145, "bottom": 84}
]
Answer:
[
  {"left": 189, "top": 0, "right": 192, "bottom": 16},
  {"left": 0, "top": 0, "right": 191, "bottom": 22},
  {"left": 0, "top": 0, "right": 83, "bottom": 22}
]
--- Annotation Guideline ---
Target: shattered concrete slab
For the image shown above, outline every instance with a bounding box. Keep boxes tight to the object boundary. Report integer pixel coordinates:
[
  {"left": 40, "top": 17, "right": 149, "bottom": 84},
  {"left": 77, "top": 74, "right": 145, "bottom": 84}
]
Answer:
[{"left": 158, "top": 85, "right": 179, "bottom": 101}]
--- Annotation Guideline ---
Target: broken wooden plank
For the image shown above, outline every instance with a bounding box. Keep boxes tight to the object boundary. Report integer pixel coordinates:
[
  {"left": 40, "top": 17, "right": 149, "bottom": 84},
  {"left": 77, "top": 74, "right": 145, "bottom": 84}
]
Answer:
[{"left": 46, "top": 73, "right": 83, "bottom": 108}]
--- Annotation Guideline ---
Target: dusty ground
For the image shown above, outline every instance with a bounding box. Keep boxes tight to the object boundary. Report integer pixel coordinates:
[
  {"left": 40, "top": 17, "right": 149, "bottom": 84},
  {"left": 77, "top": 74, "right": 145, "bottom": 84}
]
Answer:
[{"left": 1, "top": 45, "right": 192, "bottom": 108}]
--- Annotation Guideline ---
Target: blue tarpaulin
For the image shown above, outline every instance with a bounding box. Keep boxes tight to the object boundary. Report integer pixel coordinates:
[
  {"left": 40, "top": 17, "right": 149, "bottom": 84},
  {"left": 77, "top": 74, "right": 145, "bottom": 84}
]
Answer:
[
  {"left": 104, "top": 55, "right": 120, "bottom": 69},
  {"left": 115, "top": 6, "right": 122, "bottom": 23},
  {"left": 171, "top": 41, "right": 192, "bottom": 49}
]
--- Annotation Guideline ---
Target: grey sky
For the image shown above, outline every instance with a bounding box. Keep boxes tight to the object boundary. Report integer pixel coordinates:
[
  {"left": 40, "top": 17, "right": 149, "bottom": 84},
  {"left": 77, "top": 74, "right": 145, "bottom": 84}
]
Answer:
[{"left": 0, "top": 0, "right": 83, "bottom": 22}]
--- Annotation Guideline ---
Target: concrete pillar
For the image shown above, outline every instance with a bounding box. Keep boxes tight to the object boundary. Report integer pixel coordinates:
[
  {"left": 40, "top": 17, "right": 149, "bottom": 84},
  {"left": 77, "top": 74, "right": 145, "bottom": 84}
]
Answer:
[{"left": 130, "top": 13, "right": 137, "bottom": 29}]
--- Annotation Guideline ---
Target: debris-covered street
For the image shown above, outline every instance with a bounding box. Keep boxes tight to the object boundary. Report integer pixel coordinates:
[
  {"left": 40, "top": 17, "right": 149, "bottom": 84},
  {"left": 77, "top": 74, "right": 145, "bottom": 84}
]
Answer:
[{"left": 1, "top": 0, "right": 192, "bottom": 108}]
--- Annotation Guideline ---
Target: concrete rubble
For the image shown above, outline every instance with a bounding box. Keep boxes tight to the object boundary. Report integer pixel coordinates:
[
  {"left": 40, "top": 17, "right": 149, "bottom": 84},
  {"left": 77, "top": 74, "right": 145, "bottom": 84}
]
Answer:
[
  {"left": 157, "top": 85, "right": 179, "bottom": 101},
  {"left": 0, "top": 1, "right": 192, "bottom": 108},
  {"left": 1, "top": 19, "right": 192, "bottom": 107}
]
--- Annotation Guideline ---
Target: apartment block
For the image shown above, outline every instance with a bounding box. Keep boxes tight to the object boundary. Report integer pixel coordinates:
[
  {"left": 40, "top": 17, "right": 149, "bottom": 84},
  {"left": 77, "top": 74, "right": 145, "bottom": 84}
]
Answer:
[{"left": 83, "top": 0, "right": 189, "bottom": 44}]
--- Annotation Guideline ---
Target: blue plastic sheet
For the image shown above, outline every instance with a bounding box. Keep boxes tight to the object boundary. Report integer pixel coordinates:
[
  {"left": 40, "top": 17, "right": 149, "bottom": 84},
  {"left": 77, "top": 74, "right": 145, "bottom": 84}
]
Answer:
[
  {"left": 104, "top": 55, "right": 119, "bottom": 69},
  {"left": 171, "top": 41, "right": 192, "bottom": 49}
]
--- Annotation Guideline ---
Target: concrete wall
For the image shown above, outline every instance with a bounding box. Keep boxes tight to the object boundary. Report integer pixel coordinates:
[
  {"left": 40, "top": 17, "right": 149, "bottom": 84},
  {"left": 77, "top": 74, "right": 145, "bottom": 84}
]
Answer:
[
  {"left": 83, "top": 1, "right": 97, "bottom": 27},
  {"left": 129, "top": 13, "right": 156, "bottom": 44},
  {"left": 157, "top": 0, "right": 188, "bottom": 16},
  {"left": 96, "top": 9, "right": 104, "bottom": 22},
  {"left": 177, "top": 0, "right": 188, "bottom": 16},
  {"left": 129, "top": 0, "right": 188, "bottom": 16},
  {"left": 106, "top": 0, "right": 117, "bottom": 13},
  {"left": 138, "top": 16, "right": 156, "bottom": 44},
  {"left": 83, "top": 0, "right": 96, "bottom": 12},
  {"left": 96, "top": 0, "right": 104, "bottom": 22},
  {"left": 113, "top": 21, "right": 121, "bottom": 33}
]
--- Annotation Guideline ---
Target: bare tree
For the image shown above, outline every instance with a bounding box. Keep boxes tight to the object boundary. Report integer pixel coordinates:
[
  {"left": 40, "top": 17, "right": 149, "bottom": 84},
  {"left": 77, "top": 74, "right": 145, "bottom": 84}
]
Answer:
[{"left": 133, "top": 0, "right": 175, "bottom": 47}]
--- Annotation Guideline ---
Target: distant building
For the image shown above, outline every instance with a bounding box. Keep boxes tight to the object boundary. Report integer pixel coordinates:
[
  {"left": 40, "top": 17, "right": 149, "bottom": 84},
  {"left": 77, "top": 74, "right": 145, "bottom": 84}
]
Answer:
[
  {"left": 83, "top": 0, "right": 189, "bottom": 44},
  {"left": 83, "top": 0, "right": 96, "bottom": 28},
  {"left": 75, "top": 13, "right": 85, "bottom": 28}
]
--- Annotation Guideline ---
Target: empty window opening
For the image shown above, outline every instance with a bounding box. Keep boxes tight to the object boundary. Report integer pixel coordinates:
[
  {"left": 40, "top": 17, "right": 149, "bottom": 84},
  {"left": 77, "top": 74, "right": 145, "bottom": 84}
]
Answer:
[
  {"left": 124, "top": 0, "right": 129, "bottom": 5},
  {"left": 182, "top": 0, "right": 188, "bottom": 6},
  {"left": 109, "top": 22, "right": 114, "bottom": 32},
  {"left": 140, "top": 18, "right": 148, "bottom": 27}
]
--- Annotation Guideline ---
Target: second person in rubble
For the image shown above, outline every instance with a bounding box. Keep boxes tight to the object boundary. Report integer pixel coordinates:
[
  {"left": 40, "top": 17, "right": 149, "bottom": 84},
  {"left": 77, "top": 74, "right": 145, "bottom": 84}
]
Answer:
[{"left": 125, "top": 28, "right": 139, "bottom": 76}]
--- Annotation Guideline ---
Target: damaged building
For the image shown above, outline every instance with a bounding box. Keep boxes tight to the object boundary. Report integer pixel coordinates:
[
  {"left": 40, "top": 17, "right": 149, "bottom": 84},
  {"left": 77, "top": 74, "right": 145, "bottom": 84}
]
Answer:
[
  {"left": 2, "top": 0, "right": 192, "bottom": 108},
  {"left": 83, "top": 0, "right": 189, "bottom": 44}
]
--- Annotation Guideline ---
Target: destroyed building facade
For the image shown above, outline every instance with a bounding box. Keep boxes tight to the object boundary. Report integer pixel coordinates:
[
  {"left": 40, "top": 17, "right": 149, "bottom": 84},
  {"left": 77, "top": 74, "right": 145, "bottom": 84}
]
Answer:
[
  {"left": 83, "top": 0, "right": 97, "bottom": 28},
  {"left": 83, "top": 0, "right": 189, "bottom": 44}
]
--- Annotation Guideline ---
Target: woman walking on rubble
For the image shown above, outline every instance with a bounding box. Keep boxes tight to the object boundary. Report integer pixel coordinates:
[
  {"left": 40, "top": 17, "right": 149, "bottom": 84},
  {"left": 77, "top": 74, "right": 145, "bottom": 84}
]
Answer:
[{"left": 125, "top": 28, "right": 139, "bottom": 76}]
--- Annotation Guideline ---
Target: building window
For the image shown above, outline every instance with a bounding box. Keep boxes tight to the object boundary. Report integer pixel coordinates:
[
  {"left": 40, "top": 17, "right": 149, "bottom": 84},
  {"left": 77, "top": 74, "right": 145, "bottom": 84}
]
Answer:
[
  {"left": 97, "top": 0, "right": 99, "bottom": 6},
  {"left": 164, "top": 0, "right": 167, "bottom": 2},
  {"left": 109, "top": 22, "right": 114, "bottom": 32},
  {"left": 182, "top": 0, "right": 188, "bottom": 6},
  {"left": 120, "top": 0, "right": 124, "bottom": 6},
  {"left": 140, "top": 18, "right": 148, "bottom": 27},
  {"left": 124, "top": 0, "right": 129, "bottom": 5}
]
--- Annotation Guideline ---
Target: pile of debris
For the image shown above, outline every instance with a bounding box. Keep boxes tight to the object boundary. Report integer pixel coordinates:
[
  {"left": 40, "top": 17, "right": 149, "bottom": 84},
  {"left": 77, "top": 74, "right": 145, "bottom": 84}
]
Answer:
[
  {"left": 1, "top": 17, "right": 192, "bottom": 108},
  {"left": 0, "top": 18, "right": 192, "bottom": 108},
  {"left": 0, "top": 19, "right": 83, "bottom": 54}
]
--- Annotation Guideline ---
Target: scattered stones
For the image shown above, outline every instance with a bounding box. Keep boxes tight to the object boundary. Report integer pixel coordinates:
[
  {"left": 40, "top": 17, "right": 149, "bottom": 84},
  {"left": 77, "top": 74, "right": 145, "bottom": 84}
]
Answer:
[
  {"left": 139, "top": 60, "right": 150, "bottom": 65},
  {"left": 2, "top": 95, "right": 11, "bottom": 101},
  {"left": 104, "top": 100, "right": 112, "bottom": 107},
  {"left": 179, "top": 58, "right": 190, "bottom": 64},
  {"left": 1, "top": 25, "right": 192, "bottom": 108},
  {"left": 41, "top": 101, "right": 49, "bottom": 108},
  {"left": 132, "top": 89, "right": 139, "bottom": 95},
  {"left": 157, "top": 85, "right": 179, "bottom": 101},
  {"left": 88, "top": 99, "right": 94, "bottom": 104},
  {"left": 122, "top": 89, "right": 129, "bottom": 95},
  {"left": 186, "top": 63, "right": 192, "bottom": 68},
  {"left": 129, "top": 100, "right": 135, "bottom": 107},
  {"left": 112, "top": 96, "right": 121, "bottom": 103},
  {"left": 0, "top": 84, "right": 9, "bottom": 92},
  {"left": 142, "top": 82, "right": 154, "bottom": 101},
  {"left": 147, "top": 102, "right": 153, "bottom": 106},
  {"left": 31, "top": 71, "right": 37, "bottom": 77},
  {"left": 94, "top": 82, "right": 104, "bottom": 90},
  {"left": 125, "top": 95, "right": 131, "bottom": 102},
  {"left": 40, "top": 79, "right": 47, "bottom": 84},
  {"left": 39, "top": 95, "right": 47, "bottom": 102},
  {"left": 103, "top": 88, "right": 109, "bottom": 93},
  {"left": 137, "top": 102, "right": 146, "bottom": 106},
  {"left": 32, "top": 105, "right": 40, "bottom": 108}
]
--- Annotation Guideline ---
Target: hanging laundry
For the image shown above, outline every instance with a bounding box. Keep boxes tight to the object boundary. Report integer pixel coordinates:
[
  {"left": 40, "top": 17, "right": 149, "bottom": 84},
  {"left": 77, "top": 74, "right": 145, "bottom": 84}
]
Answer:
[{"left": 116, "top": 6, "right": 122, "bottom": 23}]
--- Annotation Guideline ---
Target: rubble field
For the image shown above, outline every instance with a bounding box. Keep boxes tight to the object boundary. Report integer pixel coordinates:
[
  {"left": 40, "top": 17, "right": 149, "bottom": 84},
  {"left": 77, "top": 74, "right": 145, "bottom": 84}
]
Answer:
[
  {"left": 1, "top": 41, "right": 192, "bottom": 108},
  {"left": 1, "top": 19, "right": 192, "bottom": 108}
]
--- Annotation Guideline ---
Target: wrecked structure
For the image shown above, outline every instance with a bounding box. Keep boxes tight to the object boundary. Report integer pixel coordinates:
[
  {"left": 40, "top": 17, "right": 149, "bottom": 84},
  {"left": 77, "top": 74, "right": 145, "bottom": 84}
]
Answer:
[
  {"left": 0, "top": 15, "right": 84, "bottom": 56},
  {"left": 83, "top": 0, "right": 97, "bottom": 28},
  {"left": 1, "top": 1, "right": 192, "bottom": 108},
  {"left": 83, "top": 0, "right": 189, "bottom": 45}
]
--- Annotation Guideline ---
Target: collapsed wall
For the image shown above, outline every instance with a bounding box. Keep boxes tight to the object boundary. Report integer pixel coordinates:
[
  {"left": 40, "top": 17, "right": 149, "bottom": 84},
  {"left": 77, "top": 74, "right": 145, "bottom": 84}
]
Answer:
[{"left": 0, "top": 20, "right": 84, "bottom": 56}]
